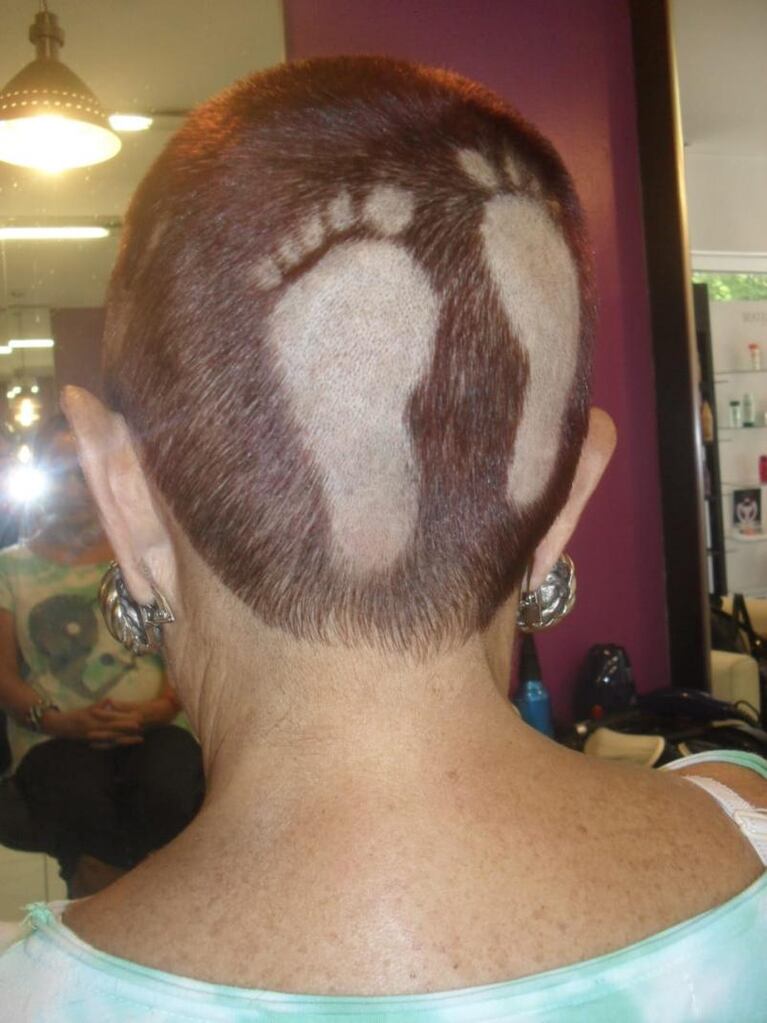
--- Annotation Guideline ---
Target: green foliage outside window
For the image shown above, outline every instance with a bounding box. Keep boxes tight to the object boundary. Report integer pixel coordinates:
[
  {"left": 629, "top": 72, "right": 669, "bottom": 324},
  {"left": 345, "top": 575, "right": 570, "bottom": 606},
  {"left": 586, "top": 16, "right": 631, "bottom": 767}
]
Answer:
[{"left": 692, "top": 272, "right": 767, "bottom": 302}]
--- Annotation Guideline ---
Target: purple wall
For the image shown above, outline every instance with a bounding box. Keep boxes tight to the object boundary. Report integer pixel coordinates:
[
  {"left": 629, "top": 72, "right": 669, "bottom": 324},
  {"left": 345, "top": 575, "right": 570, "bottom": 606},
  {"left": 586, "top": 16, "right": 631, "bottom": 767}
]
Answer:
[
  {"left": 284, "top": 0, "right": 670, "bottom": 719},
  {"left": 52, "top": 307, "right": 105, "bottom": 401}
]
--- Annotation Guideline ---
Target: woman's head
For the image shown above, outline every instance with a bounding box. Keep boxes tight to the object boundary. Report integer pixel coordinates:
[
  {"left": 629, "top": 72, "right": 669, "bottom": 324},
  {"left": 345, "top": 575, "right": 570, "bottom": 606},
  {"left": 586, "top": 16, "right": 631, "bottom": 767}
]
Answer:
[{"left": 69, "top": 56, "right": 613, "bottom": 655}]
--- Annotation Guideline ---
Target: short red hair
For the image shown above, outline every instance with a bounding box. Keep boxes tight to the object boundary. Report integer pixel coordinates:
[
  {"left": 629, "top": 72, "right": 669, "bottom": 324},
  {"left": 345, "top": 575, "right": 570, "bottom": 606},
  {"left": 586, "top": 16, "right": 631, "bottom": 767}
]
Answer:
[{"left": 105, "top": 56, "right": 593, "bottom": 652}]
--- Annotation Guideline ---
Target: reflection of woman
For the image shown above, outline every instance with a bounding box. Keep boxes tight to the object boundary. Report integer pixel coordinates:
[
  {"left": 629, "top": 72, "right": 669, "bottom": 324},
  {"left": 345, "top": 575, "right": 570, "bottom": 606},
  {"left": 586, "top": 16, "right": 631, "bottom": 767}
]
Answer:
[
  {"left": 1, "top": 58, "right": 766, "bottom": 1019},
  {"left": 0, "top": 427, "right": 20, "bottom": 551},
  {"left": 0, "top": 417, "right": 203, "bottom": 896}
]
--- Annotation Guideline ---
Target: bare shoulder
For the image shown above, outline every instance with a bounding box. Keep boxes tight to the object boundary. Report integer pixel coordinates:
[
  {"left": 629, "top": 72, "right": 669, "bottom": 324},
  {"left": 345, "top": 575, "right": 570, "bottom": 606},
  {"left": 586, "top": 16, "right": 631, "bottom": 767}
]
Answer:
[
  {"left": 63, "top": 747, "right": 767, "bottom": 995},
  {"left": 552, "top": 747, "right": 765, "bottom": 902}
]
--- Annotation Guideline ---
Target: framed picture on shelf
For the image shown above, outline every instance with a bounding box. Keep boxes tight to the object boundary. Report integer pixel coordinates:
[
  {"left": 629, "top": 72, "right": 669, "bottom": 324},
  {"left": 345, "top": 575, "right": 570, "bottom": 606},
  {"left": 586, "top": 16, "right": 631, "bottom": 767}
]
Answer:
[{"left": 733, "top": 487, "right": 762, "bottom": 536}]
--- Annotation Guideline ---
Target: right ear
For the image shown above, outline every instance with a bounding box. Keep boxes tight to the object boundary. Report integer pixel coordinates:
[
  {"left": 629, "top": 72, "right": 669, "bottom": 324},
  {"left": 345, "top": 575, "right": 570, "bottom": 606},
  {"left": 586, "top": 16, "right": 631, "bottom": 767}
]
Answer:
[{"left": 61, "top": 386, "right": 178, "bottom": 609}]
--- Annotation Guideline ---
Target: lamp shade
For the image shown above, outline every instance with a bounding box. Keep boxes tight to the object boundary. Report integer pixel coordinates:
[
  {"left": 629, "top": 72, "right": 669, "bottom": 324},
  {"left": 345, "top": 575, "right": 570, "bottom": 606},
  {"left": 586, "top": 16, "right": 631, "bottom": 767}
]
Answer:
[{"left": 0, "top": 9, "right": 121, "bottom": 173}]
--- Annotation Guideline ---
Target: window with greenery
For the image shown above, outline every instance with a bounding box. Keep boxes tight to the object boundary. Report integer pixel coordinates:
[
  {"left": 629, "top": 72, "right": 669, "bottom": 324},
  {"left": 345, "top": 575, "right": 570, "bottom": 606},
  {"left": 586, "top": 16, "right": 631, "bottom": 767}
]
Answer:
[{"left": 692, "top": 272, "right": 767, "bottom": 301}]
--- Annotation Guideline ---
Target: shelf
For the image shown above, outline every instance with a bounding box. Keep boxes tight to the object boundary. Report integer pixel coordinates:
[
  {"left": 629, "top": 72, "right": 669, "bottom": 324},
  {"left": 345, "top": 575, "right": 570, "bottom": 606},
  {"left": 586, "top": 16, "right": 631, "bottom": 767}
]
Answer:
[
  {"left": 715, "top": 368, "right": 767, "bottom": 376},
  {"left": 730, "top": 532, "right": 767, "bottom": 544},
  {"left": 719, "top": 426, "right": 767, "bottom": 432}
]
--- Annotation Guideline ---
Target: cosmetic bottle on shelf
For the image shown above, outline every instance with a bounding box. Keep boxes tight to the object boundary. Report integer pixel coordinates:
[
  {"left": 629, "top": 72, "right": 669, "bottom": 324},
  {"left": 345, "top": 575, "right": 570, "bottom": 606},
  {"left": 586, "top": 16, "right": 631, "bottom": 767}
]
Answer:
[{"left": 743, "top": 393, "right": 756, "bottom": 427}]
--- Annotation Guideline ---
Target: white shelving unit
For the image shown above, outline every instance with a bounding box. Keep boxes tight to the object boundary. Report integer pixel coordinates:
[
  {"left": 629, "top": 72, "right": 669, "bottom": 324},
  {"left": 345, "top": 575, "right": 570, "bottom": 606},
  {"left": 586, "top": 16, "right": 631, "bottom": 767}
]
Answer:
[{"left": 712, "top": 299, "right": 767, "bottom": 595}]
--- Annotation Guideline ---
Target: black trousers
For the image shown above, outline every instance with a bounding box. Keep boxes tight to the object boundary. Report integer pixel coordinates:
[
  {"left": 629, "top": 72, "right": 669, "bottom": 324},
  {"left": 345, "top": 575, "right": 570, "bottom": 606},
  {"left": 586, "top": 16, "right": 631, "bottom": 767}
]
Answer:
[{"left": 13, "top": 726, "right": 204, "bottom": 880}]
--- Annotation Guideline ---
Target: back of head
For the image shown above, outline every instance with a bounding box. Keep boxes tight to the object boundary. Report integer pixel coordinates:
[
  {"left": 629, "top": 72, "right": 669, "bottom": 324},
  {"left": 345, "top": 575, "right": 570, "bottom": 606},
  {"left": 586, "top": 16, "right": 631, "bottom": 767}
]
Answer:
[{"left": 105, "top": 56, "right": 593, "bottom": 652}]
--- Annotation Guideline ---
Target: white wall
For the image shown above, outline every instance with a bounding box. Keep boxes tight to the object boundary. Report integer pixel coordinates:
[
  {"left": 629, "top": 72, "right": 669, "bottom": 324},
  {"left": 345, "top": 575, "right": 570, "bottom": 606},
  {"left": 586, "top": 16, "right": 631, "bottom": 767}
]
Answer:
[{"left": 685, "top": 152, "right": 767, "bottom": 258}]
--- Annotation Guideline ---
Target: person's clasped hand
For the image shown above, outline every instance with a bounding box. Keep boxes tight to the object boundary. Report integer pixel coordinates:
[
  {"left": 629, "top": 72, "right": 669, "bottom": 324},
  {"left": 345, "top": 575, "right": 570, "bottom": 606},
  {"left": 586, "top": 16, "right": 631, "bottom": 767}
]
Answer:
[{"left": 44, "top": 699, "right": 144, "bottom": 748}]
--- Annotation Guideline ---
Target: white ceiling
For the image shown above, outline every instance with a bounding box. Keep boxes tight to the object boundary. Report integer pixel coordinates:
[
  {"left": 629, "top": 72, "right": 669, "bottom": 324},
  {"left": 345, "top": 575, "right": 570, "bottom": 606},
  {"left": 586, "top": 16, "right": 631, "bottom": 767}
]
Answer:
[
  {"left": 673, "top": 0, "right": 767, "bottom": 157},
  {"left": 0, "top": 0, "right": 285, "bottom": 310}
]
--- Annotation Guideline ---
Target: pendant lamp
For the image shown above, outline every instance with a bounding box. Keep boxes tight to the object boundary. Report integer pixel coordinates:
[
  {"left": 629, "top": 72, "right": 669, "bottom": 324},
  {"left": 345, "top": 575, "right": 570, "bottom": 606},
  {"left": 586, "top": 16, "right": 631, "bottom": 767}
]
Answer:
[{"left": 0, "top": 3, "right": 121, "bottom": 173}]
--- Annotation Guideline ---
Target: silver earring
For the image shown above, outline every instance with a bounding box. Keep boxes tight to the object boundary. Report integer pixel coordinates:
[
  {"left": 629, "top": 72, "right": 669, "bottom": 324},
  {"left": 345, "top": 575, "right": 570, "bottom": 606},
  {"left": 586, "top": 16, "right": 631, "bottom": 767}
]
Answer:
[
  {"left": 516, "top": 554, "right": 576, "bottom": 633},
  {"left": 99, "top": 561, "right": 175, "bottom": 655}
]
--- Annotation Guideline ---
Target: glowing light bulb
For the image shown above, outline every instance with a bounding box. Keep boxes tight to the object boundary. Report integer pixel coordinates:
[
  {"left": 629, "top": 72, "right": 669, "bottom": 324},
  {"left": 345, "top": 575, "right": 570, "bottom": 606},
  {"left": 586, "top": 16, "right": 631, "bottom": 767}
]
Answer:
[
  {"left": 17, "top": 444, "right": 32, "bottom": 464},
  {"left": 14, "top": 398, "right": 40, "bottom": 428},
  {"left": 0, "top": 114, "right": 121, "bottom": 173},
  {"left": 7, "top": 465, "right": 46, "bottom": 503}
]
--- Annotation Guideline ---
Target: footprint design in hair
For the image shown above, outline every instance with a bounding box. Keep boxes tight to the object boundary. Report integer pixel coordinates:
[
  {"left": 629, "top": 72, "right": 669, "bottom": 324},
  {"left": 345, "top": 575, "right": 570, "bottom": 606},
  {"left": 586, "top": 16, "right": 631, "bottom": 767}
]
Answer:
[
  {"left": 256, "top": 184, "right": 439, "bottom": 572},
  {"left": 253, "top": 152, "right": 580, "bottom": 571},
  {"left": 455, "top": 147, "right": 581, "bottom": 511}
]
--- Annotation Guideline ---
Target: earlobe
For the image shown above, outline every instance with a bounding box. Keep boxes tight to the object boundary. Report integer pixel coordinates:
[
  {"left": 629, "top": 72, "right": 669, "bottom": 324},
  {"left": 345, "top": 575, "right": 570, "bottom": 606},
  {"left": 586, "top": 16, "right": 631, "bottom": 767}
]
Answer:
[
  {"left": 527, "top": 407, "right": 616, "bottom": 591},
  {"left": 61, "top": 385, "right": 172, "bottom": 607}
]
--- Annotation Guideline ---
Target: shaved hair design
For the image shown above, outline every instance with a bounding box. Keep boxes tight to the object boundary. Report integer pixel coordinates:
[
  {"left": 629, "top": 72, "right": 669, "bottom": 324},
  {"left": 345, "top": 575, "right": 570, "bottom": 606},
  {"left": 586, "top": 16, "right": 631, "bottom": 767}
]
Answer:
[{"left": 104, "top": 56, "right": 594, "bottom": 652}]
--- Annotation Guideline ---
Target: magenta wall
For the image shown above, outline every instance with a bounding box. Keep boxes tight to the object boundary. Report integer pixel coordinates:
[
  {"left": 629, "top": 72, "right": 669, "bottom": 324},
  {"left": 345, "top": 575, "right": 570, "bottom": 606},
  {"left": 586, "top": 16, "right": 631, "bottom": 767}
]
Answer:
[
  {"left": 52, "top": 307, "right": 105, "bottom": 401},
  {"left": 284, "top": 0, "right": 670, "bottom": 720}
]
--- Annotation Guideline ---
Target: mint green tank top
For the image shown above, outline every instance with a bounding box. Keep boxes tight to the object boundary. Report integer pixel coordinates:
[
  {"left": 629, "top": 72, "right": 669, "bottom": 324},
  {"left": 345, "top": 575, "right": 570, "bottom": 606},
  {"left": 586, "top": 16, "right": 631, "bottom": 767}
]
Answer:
[{"left": 1, "top": 750, "right": 765, "bottom": 1021}]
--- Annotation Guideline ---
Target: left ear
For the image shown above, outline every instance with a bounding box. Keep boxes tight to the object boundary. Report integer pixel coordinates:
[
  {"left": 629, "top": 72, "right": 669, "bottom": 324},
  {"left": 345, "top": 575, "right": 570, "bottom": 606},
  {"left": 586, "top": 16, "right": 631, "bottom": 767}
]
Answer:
[
  {"left": 527, "top": 407, "right": 616, "bottom": 591},
  {"left": 61, "top": 385, "right": 177, "bottom": 608}
]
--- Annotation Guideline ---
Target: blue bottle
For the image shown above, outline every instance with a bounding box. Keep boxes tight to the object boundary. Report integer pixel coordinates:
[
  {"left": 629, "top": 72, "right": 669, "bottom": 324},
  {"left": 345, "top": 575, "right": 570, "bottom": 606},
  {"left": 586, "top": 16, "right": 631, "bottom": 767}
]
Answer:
[{"left": 513, "top": 633, "right": 555, "bottom": 737}]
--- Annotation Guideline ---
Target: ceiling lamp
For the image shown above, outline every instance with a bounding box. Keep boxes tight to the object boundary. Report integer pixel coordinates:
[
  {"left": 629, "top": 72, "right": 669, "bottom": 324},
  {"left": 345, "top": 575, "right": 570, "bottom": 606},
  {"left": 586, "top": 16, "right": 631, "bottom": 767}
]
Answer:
[{"left": 0, "top": 3, "right": 121, "bottom": 173}]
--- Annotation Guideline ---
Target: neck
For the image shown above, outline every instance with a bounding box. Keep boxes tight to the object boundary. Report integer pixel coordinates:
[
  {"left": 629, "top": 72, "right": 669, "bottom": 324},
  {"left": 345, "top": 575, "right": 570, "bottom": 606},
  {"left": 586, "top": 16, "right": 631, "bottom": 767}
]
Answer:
[{"left": 163, "top": 567, "right": 528, "bottom": 816}]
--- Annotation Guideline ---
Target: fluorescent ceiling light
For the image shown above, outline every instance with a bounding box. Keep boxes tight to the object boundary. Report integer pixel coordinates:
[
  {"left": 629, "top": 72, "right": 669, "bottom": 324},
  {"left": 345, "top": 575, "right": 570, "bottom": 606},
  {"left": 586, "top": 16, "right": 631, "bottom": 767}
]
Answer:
[
  {"left": 109, "top": 114, "right": 153, "bottom": 132},
  {"left": 0, "top": 226, "right": 109, "bottom": 241},
  {"left": 8, "top": 338, "right": 55, "bottom": 349}
]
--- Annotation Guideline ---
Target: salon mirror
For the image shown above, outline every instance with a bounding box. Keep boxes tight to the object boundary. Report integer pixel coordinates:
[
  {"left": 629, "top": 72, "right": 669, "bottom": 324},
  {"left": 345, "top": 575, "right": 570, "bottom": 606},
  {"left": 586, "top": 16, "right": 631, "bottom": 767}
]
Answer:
[
  {"left": 673, "top": 0, "right": 767, "bottom": 615},
  {"left": 631, "top": 0, "right": 767, "bottom": 696},
  {"left": 0, "top": 0, "right": 284, "bottom": 918}
]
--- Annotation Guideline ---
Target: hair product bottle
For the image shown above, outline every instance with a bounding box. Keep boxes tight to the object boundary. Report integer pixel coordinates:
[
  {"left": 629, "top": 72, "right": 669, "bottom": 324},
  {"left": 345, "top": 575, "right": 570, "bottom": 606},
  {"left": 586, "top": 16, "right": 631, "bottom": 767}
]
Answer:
[
  {"left": 743, "top": 393, "right": 756, "bottom": 427},
  {"left": 513, "top": 633, "right": 554, "bottom": 737}
]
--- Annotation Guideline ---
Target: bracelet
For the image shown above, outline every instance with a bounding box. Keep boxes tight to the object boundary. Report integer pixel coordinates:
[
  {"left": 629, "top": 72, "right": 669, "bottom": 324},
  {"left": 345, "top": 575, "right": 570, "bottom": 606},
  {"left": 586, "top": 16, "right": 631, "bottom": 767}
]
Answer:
[{"left": 25, "top": 695, "right": 60, "bottom": 732}]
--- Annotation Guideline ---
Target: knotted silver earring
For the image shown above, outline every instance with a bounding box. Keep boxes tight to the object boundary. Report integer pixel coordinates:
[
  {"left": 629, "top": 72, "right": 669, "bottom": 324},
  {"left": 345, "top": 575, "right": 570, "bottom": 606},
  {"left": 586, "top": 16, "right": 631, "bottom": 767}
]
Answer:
[
  {"left": 516, "top": 553, "right": 576, "bottom": 633},
  {"left": 99, "top": 561, "right": 175, "bottom": 655}
]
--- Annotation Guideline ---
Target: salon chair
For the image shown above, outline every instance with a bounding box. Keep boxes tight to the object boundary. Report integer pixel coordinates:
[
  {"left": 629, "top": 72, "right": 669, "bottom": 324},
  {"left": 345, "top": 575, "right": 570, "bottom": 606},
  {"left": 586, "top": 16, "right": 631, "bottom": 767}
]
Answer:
[
  {"left": 0, "top": 712, "right": 45, "bottom": 854},
  {"left": 710, "top": 596, "right": 765, "bottom": 717}
]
